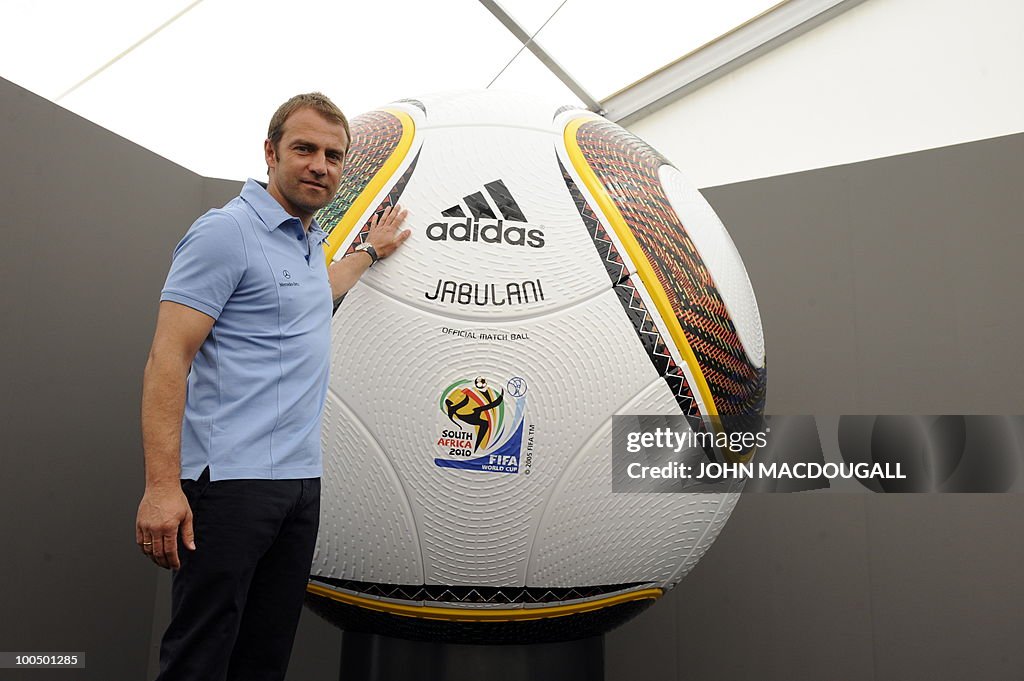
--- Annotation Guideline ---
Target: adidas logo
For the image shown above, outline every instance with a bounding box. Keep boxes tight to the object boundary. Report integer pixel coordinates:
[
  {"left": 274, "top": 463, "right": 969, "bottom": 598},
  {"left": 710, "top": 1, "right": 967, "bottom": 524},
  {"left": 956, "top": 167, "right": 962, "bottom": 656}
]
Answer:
[{"left": 427, "top": 179, "right": 545, "bottom": 248}]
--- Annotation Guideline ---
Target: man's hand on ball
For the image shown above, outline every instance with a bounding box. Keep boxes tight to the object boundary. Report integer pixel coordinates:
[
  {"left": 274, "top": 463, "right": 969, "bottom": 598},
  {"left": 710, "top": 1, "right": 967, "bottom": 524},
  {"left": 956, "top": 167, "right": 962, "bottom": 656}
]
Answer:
[{"left": 366, "top": 205, "right": 411, "bottom": 259}]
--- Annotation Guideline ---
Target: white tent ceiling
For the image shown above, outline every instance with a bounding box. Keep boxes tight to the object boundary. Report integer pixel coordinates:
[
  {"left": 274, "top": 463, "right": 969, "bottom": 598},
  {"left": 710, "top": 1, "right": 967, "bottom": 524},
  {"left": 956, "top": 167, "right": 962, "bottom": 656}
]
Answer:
[{"left": 3, "top": 0, "right": 794, "bottom": 179}]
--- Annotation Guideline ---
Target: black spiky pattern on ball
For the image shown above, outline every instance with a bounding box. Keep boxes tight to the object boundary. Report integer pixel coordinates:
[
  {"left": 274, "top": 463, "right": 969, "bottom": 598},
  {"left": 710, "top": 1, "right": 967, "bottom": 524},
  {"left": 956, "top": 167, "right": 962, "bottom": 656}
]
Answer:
[{"left": 305, "top": 593, "right": 655, "bottom": 644}]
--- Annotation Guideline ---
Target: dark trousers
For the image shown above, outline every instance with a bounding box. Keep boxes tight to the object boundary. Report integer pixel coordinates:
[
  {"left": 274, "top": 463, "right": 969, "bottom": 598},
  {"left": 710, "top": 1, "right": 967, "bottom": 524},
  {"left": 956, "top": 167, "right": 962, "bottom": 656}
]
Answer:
[{"left": 156, "top": 469, "right": 321, "bottom": 681}]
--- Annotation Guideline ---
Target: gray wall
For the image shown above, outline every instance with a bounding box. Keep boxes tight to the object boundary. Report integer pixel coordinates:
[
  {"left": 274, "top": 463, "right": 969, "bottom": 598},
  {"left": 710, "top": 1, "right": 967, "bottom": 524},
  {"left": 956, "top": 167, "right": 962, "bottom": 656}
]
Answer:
[
  {"left": 2, "top": 77, "right": 201, "bottom": 681},
  {"left": 705, "top": 135, "right": 1024, "bottom": 414},
  {"left": 1, "top": 76, "right": 1021, "bottom": 680}
]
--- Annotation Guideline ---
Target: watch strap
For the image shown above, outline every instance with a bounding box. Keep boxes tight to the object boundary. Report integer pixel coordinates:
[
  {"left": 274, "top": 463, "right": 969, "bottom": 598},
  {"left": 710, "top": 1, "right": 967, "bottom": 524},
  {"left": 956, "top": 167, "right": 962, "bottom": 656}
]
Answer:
[{"left": 355, "top": 242, "right": 379, "bottom": 265}]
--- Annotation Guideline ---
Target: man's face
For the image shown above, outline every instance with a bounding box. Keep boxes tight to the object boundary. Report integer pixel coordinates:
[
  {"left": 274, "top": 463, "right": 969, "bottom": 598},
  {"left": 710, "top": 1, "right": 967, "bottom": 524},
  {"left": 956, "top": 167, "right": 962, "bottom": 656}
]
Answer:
[{"left": 264, "top": 107, "right": 349, "bottom": 222}]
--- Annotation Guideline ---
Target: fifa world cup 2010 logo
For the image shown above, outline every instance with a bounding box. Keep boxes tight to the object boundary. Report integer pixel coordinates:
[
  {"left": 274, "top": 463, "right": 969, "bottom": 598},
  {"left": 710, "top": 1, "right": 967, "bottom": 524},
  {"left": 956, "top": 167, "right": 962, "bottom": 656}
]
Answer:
[
  {"left": 443, "top": 377, "right": 505, "bottom": 452},
  {"left": 435, "top": 375, "right": 529, "bottom": 474}
]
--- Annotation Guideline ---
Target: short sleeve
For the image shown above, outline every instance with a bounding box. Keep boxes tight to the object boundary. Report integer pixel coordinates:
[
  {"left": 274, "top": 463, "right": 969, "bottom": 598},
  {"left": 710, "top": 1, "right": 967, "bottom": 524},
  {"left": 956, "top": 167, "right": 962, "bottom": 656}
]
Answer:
[{"left": 160, "top": 210, "right": 247, "bottom": 320}]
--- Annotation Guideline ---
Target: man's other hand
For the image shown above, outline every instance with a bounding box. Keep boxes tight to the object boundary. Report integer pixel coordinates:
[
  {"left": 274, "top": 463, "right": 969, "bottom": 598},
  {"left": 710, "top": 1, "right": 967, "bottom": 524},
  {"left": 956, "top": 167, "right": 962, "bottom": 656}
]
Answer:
[{"left": 136, "top": 484, "right": 196, "bottom": 570}]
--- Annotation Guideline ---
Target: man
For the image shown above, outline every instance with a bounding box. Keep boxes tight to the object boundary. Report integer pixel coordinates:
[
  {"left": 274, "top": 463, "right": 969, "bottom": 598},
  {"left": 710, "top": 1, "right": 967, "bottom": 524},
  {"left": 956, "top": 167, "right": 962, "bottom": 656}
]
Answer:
[{"left": 135, "top": 92, "right": 409, "bottom": 681}]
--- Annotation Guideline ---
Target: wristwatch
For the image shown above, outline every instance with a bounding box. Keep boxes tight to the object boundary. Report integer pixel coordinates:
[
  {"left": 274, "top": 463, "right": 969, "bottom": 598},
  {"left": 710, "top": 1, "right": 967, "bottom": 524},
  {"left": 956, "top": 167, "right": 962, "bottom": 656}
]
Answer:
[{"left": 354, "top": 242, "right": 379, "bottom": 266}]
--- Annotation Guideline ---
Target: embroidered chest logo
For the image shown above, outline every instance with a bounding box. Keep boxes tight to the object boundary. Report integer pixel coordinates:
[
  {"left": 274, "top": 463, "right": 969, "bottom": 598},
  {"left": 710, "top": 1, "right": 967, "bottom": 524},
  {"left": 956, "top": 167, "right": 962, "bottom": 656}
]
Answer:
[{"left": 279, "top": 269, "right": 300, "bottom": 287}]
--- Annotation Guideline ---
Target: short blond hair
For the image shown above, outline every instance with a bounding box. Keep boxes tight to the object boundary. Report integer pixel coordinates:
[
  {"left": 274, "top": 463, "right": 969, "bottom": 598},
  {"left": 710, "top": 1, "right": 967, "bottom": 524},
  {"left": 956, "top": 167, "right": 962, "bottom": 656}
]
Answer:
[{"left": 267, "top": 92, "right": 350, "bottom": 152}]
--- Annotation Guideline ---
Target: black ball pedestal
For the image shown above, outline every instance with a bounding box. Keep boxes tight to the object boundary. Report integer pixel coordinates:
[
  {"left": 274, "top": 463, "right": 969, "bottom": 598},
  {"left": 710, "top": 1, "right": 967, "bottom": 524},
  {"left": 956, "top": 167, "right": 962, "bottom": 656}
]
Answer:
[{"left": 338, "top": 631, "right": 604, "bottom": 681}]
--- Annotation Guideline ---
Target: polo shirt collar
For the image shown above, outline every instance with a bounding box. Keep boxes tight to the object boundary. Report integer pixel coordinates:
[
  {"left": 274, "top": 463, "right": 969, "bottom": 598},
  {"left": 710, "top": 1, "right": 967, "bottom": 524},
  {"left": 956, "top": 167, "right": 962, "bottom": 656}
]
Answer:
[{"left": 241, "top": 179, "right": 329, "bottom": 246}]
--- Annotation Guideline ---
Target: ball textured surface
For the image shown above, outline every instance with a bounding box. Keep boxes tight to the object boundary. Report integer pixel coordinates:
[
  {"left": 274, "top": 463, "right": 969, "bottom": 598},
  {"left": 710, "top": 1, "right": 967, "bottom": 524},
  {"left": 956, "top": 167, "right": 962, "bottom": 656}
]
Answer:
[{"left": 306, "top": 90, "right": 766, "bottom": 643}]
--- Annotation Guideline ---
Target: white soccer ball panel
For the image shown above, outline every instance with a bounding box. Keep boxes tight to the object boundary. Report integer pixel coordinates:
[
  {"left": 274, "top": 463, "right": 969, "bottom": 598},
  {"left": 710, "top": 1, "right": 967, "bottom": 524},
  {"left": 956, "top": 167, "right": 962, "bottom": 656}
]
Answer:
[
  {"left": 328, "top": 280, "right": 667, "bottom": 587},
  {"left": 314, "top": 391, "right": 424, "bottom": 585},
  {"left": 414, "top": 89, "right": 573, "bottom": 132},
  {"left": 527, "top": 378, "right": 740, "bottom": 587},
  {"left": 358, "top": 124, "right": 614, "bottom": 321}
]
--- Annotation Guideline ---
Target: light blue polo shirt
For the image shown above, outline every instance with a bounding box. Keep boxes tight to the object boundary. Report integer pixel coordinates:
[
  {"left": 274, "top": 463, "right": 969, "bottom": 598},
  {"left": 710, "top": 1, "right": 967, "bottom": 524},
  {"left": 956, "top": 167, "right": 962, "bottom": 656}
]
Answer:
[{"left": 161, "top": 179, "right": 333, "bottom": 481}]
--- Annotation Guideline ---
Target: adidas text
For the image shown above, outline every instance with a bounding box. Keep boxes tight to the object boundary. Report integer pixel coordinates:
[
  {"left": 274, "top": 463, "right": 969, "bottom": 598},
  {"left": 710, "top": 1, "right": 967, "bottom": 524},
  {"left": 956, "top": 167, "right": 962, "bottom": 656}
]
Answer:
[{"left": 426, "top": 219, "right": 545, "bottom": 248}]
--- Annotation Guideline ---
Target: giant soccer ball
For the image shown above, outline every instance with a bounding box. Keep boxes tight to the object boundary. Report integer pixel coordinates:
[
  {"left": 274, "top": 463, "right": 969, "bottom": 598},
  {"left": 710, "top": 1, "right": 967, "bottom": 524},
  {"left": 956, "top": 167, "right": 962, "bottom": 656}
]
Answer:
[{"left": 306, "top": 91, "right": 766, "bottom": 643}]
